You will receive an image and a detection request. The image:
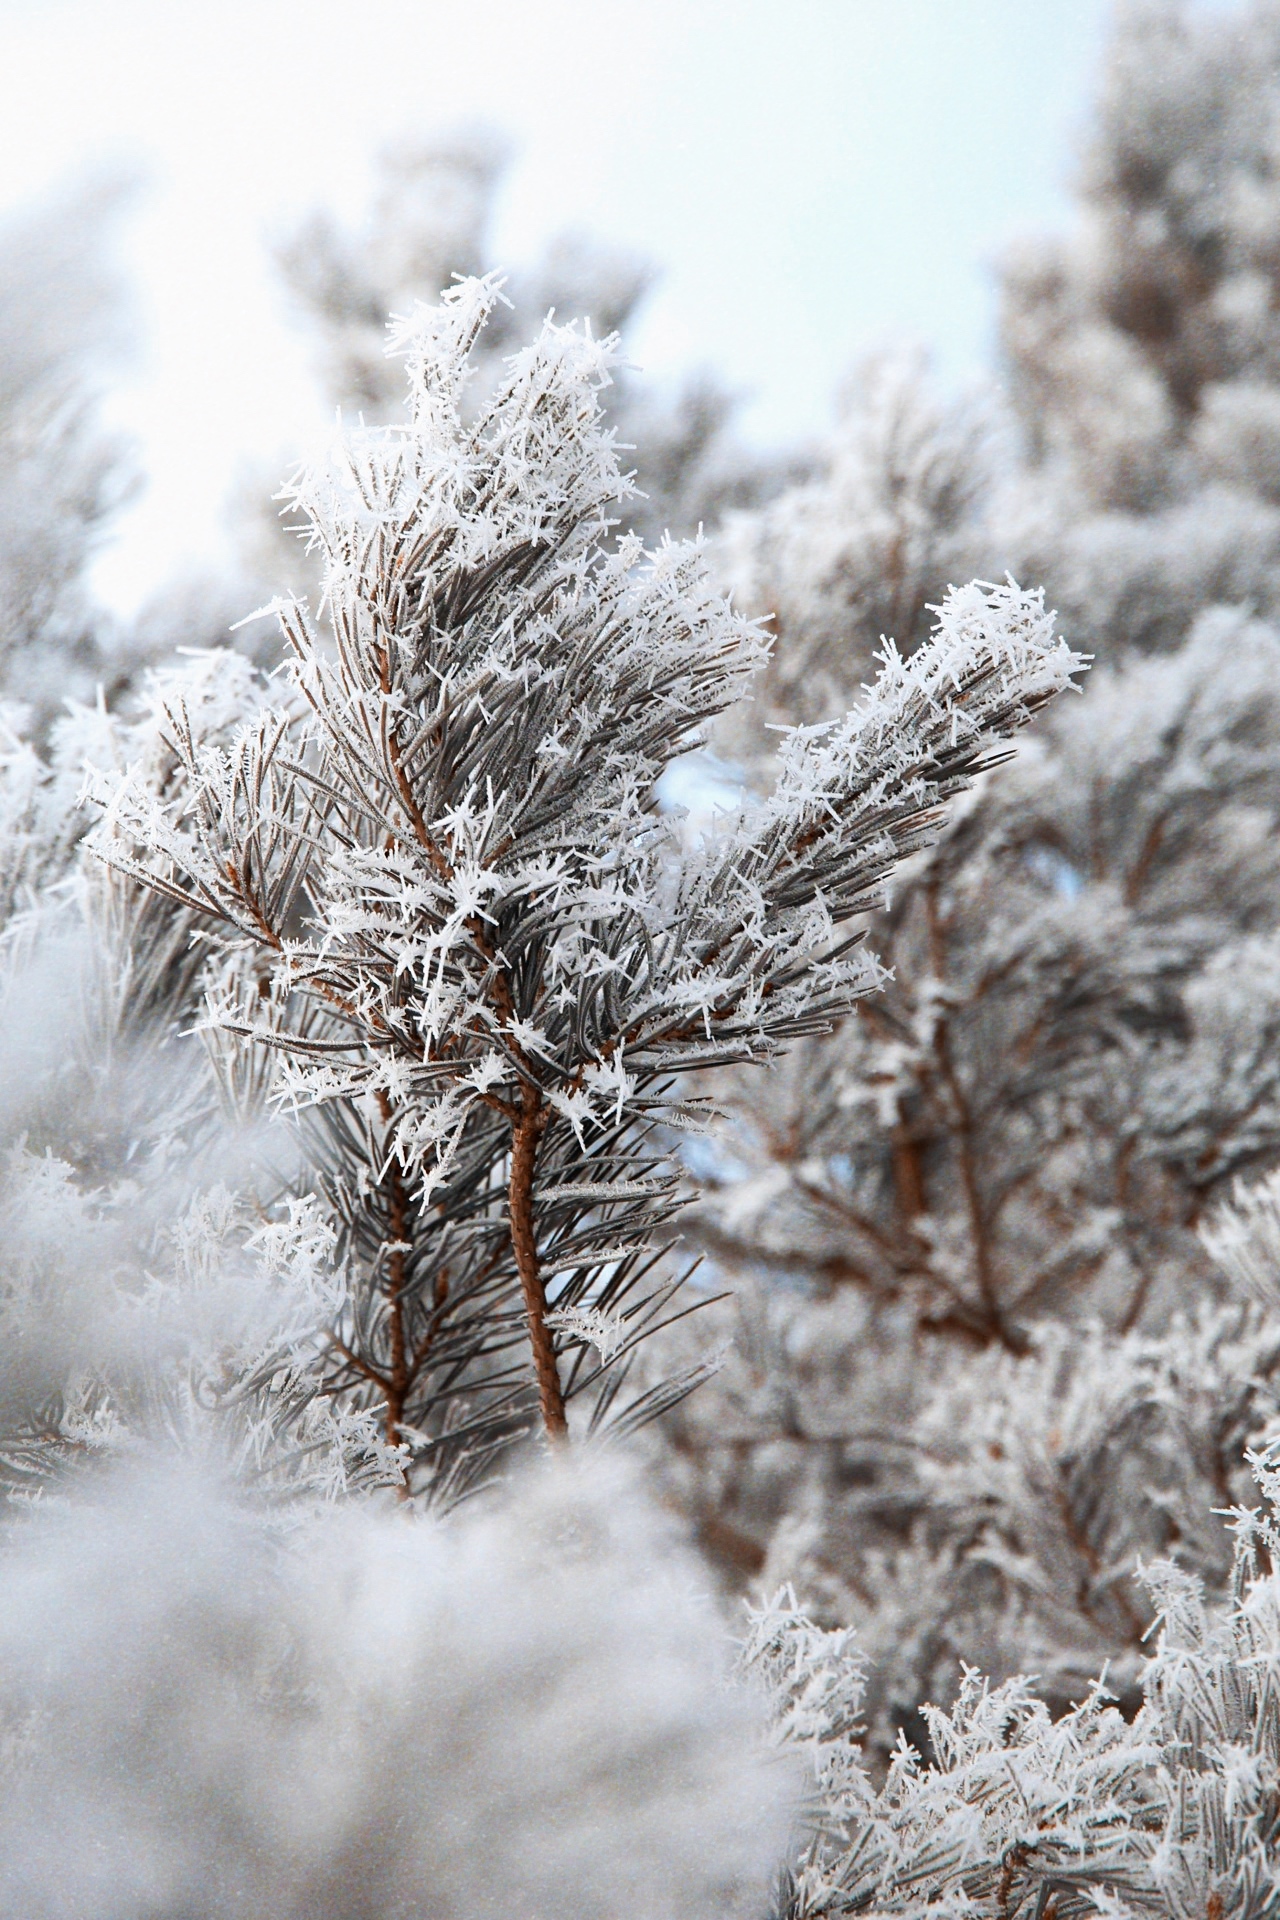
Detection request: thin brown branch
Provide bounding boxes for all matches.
[1122,811,1167,907]
[509,1086,567,1441]
[923,882,1012,1345]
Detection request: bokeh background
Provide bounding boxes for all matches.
[0,0,1111,612]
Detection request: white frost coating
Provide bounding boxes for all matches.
[0,1452,794,1920]
[88,279,1081,1174]
[667,594,1280,1741]
[546,1300,631,1361]
[744,1443,1280,1919]
[1202,1165,1280,1316]
[82,276,1082,1475]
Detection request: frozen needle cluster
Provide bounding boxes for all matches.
[89,275,1081,1480]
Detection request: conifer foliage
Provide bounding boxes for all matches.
[652,0,1280,1763]
[92,276,1081,1488]
[8,4,1280,1909]
[264,131,792,559]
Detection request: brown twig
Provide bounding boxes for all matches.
[509,1085,567,1441]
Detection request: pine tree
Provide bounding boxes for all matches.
[88,276,1081,1495]
[0,274,1100,1912]
[5,7,1280,1904]
[651,0,1280,1753]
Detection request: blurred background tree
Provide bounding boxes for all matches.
[646,0,1280,1762]
[0,175,141,733]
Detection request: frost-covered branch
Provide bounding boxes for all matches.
[89,278,1082,1470]
[745,1421,1280,1920]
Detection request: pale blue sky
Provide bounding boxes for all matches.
[0,0,1115,611]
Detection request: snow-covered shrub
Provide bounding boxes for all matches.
[0,1451,791,1920]
[692,608,1280,1349]
[655,597,1280,1738]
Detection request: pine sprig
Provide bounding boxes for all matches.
[88,279,1083,1480]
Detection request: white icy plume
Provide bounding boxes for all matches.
[0,687,373,1496]
[0,1450,794,1920]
